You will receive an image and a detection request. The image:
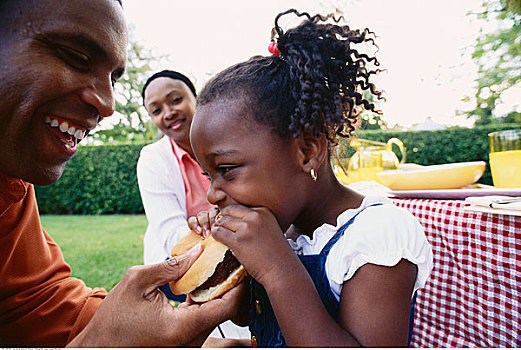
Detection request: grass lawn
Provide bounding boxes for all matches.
[41,214,147,291]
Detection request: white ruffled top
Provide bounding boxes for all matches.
[287,196,433,301]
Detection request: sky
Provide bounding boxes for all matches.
[122,0,489,128]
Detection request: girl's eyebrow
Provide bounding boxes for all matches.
[207,149,238,161]
[211,149,237,156]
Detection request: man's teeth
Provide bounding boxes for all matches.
[45,117,85,139]
[74,129,84,139]
[59,121,69,132]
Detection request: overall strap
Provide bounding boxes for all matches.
[320,203,383,257]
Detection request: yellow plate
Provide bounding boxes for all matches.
[376,161,486,190]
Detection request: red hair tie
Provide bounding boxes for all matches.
[268,42,281,56]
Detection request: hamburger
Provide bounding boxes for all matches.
[169,230,247,303]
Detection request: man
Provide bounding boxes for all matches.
[0,0,241,347]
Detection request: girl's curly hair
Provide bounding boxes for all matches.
[197,9,384,142]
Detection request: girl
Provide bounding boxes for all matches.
[190,9,433,347]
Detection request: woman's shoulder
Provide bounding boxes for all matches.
[139,137,175,162]
[140,136,170,154]
[137,137,181,173]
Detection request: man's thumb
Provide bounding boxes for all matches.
[159,243,202,284]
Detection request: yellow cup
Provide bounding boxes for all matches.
[488,129,521,188]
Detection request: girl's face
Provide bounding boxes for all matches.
[191,98,307,230]
[144,77,196,149]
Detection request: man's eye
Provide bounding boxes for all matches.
[111,76,118,88]
[56,45,89,71]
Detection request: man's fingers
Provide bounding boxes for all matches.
[130,243,202,294]
[165,243,202,280]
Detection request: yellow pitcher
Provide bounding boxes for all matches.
[337,138,406,184]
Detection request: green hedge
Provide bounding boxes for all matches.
[35,124,520,214]
[35,144,145,214]
[339,124,521,186]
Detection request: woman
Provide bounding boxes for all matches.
[137,70,249,340]
[137,70,213,266]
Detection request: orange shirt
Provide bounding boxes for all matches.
[0,173,106,347]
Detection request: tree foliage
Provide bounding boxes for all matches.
[357,90,388,130]
[465,0,521,125]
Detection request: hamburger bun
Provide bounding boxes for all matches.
[169,230,247,303]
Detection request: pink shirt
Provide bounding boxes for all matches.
[169,139,213,218]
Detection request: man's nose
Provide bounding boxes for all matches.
[80,76,115,118]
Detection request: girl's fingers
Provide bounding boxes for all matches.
[217,204,253,219]
[190,209,217,237]
[196,211,211,237]
[187,216,203,234]
[208,207,220,222]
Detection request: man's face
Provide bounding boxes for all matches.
[0,0,128,185]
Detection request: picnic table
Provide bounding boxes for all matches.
[391,197,521,347]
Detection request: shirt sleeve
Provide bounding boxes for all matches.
[0,184,108,347]
[326,203,433,298]
[137,141,190,264]
[67,287,106,343]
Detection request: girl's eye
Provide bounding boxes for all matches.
[56,45,89,71]
[171,97,183,105]
[217,166,237,179]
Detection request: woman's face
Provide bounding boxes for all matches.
[191,97,307,230]
[144,77,196,149]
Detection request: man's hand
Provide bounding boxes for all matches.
[67,244,243,347]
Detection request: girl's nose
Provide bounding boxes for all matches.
[206,181,226,206]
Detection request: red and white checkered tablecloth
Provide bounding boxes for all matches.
[391,198,521,347]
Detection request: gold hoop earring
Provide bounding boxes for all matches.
[310,169,317,182]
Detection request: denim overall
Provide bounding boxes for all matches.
[248,203,416,347]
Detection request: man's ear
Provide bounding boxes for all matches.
[296,131,328,174]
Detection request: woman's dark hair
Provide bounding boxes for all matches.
[142,70,197,101]
[197,9,384,142]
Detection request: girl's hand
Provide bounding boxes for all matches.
[210,204,299,288]
[188,207,219,238]
[230,277,251,327]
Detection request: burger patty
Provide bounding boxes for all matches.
[197,250,241,290]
